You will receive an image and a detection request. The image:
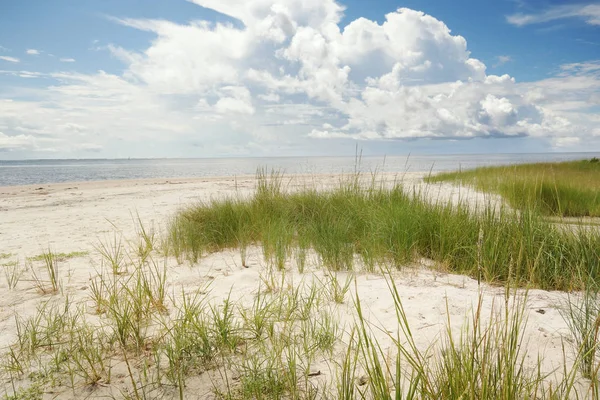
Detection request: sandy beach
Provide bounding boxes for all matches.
[0,173,580,398]
[0,172,506,255]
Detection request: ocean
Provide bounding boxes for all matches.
[0,153,597,186]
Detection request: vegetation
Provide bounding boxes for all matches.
[1,253,595,399]
[168,169,600,291]
[26,251,88,262]
[425,159,600,217]
[560,281,600,380]
[353,278,582,399]
[1,248,344,399]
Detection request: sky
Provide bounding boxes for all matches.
[0,0,599,159]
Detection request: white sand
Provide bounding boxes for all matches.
[0,173,580,398]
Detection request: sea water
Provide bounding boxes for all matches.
[0,153,597,186]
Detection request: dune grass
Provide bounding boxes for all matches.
[425,158,600,217]
[2,246,593,399]
[1,249,344,399]
[168,170,600,291]
[354,275,588,400]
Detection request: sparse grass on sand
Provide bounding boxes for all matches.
[425,158,600,217]
[2,170,600,399]
[26,251,89,263]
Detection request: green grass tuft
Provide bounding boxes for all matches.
[169,170,600,291]
[426,159,600,217]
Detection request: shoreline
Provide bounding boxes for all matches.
[0,172,430,257]
[2,152,597,189]
[0,171,421,196]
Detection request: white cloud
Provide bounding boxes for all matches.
[0,132,37,151]
[0,70,43,79]
[26,49,40,55]
[59,58,76,63]
[507,4,600,26]
[74,143,103,152]
[0,1,599,157]
[214,86,256,114]
[0,56,20,63]
[479,94,519,128]
[308,128,353,139]
[553,136,581,148]
[109,18,250,93]
[559,60,600,76]
[494,55,512,67]
[258,92,280,102]
[189,0,344,33]
[18,72,41,79]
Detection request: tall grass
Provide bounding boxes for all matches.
[561,281,600,379]
[3,261,24,290]
[353,275,580,399]
[168,170,600,291]
[426,159,600,217]
[31,250,61,294]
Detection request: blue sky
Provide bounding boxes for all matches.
[1,0,599,158]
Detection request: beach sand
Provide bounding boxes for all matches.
[0,173,576,398]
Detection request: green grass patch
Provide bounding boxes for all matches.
[426,159,600,217]
[0,253,14,260]
[168,170,600,291]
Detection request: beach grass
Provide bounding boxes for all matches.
[425,159,600,217]
[3,256,591,399]
[3,262,24,290]
[168,169,600,291]
[31,250,61,294]
[354,276,584,399]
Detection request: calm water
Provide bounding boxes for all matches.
[0,153,597,186]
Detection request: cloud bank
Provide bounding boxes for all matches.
[1,0,599,156]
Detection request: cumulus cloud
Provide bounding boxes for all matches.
[507,4,600,26]
[214,86,256,114]
[26,49,40,55]
[109,18,251,93]
[0,56,20,63]
[0,0,598,156]
[103,5,591,143]
[59,58,76,63]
